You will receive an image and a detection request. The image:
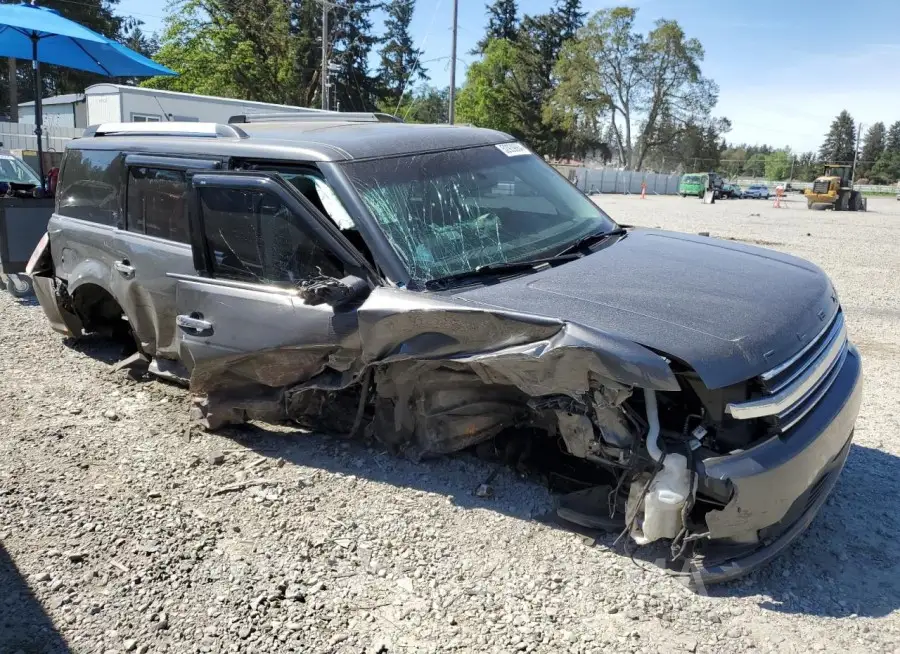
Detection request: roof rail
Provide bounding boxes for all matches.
[228,111,403,124]
[83,122,248,139]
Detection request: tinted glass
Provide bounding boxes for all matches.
[341,145,616,283]
[126,167,189,242]
[57,149,122,225]
[199,187,341,285]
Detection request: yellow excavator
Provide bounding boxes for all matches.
[804,164,867,211]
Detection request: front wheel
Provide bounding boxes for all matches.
[2,273,33,298]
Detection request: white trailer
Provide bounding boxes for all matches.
[84,84,322,125]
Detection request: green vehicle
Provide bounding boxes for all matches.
[679,173,708,198]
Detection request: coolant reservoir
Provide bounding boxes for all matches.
[629,453,691,544]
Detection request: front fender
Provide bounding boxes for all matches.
[358,287,679,396]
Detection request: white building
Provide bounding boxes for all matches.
[18,93,87,129]
[82,84,320,124]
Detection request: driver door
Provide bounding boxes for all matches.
[172,172,364,392]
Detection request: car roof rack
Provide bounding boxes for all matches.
[227,111,403,124]
[83,122,248,139]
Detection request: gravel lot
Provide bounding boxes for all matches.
[1,193,899,654]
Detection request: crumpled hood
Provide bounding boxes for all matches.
[451,229,840,389]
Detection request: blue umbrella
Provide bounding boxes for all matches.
[0,1,177,191]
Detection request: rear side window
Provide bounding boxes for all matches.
[126,167,189,242]
[57,149,122,225]
[198,187,342,285]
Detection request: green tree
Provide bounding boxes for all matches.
[858,121,885,178]
[764,149,792,180]
[743,153,767,178]
[720,147,747,178]
[557,8,717,170]
[456,38,541,140]
[793,151,819,182]
[818,110,856,163]
[330,0,381,111]
[473,0,519,54]
[885,121,900,153]
[145,0,297,104]
[870,153,900,184]
[553,0,587,41]
[385,85,449,123]
[378,0,428,108]
[290,0,325,108]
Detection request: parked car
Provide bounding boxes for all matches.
[744,184,770,199]
[0,151,42,196]
[722,183,742,198]
[26,116,862,585]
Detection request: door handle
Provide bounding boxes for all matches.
[176,314,214,334]
[114,260,135,279]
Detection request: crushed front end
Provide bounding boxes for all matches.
[549,309,863,585]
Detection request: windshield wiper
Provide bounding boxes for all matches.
[424,254,581,290]
[555,226,627,257]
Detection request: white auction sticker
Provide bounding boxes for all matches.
[495,142,531,157]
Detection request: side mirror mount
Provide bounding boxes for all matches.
[298,274,371,309]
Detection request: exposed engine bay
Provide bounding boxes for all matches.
[182,302,777,579]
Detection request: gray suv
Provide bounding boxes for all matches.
[28,115,862,584]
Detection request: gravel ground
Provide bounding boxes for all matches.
[1,193,899,654]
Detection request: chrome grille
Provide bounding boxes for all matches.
[726,312,848,430]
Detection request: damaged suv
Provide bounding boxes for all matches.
[28,115,862,584]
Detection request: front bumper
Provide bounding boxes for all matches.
[689,343,862,584]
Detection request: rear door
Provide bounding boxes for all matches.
[111,155,221,358]
[173,172,368,393]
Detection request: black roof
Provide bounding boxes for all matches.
[70,121,515,162]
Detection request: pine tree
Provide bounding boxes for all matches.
[473,0,519,54]
[330,0,381,111]
[858,121,885,178]
[290,0,324,108]
[378,0,428,108]
[818,110,856,164]
[886,121,900,153]
[553,0,587,41]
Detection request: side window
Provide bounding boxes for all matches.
[57,149,122,225]
[126,167,189,242]
[198,187,342,286]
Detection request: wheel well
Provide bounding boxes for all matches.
[71,284,129,337]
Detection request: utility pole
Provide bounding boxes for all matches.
[321,2,329,111]
[850,122,862,185]
[448,0,458,124]
[789,155,795,184]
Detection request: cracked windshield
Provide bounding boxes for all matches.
[342,144,616,283]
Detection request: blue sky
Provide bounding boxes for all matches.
[118,0,900,152]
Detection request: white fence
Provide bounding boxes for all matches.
[555,166,900,196]
[0,121,80,153]
[554,164,682,195]
[735,178,897,194]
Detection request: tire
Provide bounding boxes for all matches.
[838,192,850,211]
[2,273,33,298]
